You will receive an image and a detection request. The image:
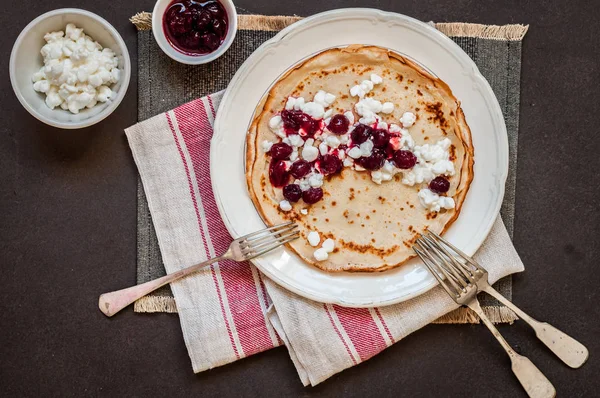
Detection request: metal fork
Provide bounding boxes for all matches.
[418,231,589,368]
[414,232,557,398]
[99,222,299,317]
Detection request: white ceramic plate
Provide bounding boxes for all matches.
[211,8,508,307]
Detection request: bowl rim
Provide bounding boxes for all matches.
[152,0,238,65]
[9,8,131,129]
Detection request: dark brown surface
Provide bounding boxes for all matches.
[1,1,598,397]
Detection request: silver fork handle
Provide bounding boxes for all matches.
[467,299,556,398]
[98,254,228,317]
[482,285,589,369]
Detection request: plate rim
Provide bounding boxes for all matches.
[211,8,508,307]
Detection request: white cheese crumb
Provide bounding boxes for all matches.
[389,123,402,134]
[288,134,304,147]
[432,159,455,175]
[418,188,455,212]
[308,173,324,188]
[344,111,355,124]
[370,73,383,84]
[313,90,327,107]
[319,142,328,156]
[359,139,374,157]
[381,102,394,114]
[325,93,336,105]
[302,146,319,162]
[347,147,362,159]
[261,140,273,152]
[350,85,364,98]
[325,135,341,148]
[269,115,282,130]
[400,111,417,128]
[279,200,292,212]
[322,238,335,253]
[295,178,311,191]
[301,102,325,119]
[290,150,299,162]
[300,208,308,215]
[350,79,375,98]
[305,138,315,147]
[314,248,329,261]
[399,129,415,150]
[324,108,333,119]
[382,160,396,175]
[287,96,305,110]
[307,231,321,247]
[343,157,354,167]
[376,121,388,130]
[371,170,383,185]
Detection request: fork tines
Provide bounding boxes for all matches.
[413,231,481,300]
[238,222,300,259]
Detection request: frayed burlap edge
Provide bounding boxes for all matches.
[130,12,152,30]
[433,306,518,324]
[134,295,517,324]
[130,12,527,41]
[134,296,178,313]
[435,23,528,41]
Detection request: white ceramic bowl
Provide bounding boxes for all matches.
[152,0,237,65]
[9,8,131,129]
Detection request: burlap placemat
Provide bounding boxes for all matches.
[130,12,527,323]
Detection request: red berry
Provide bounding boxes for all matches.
[319,154,342,175]
[283,184,302,202]
[351,124,372,145]
[205,2,225,18]
[358,150,385,170]
[371,129,389,148]
[302,187,323,204]
[393,150,417,169]
[269,142,293,160]
[269,160,289,187]
[194,10,212,31]
[328,114,350,135]
[200,32,220,51]
[429,176,450,193]
[280,110,320,137]
[168,13,193,36]
[289,160,311,179]
[211,18,227,38]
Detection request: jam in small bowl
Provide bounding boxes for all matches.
[152,0,237,64]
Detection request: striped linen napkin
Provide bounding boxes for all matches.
[125,91,524,386]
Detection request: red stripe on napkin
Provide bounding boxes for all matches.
[166,111,241,359]
[332,306,388,361]
[324,304,358,365]
[173,99,276,357]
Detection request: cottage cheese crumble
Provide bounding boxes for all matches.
[32,24,122,114]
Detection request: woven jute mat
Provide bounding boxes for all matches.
[130,12,528,324]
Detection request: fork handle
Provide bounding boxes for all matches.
[98,255,226,317]
[482,285,589,369]
[467,299,556,398]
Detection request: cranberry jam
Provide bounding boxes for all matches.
[163,0,228,55]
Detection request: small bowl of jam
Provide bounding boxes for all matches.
[152,0,237,64]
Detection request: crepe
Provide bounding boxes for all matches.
[246,45,474,272]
